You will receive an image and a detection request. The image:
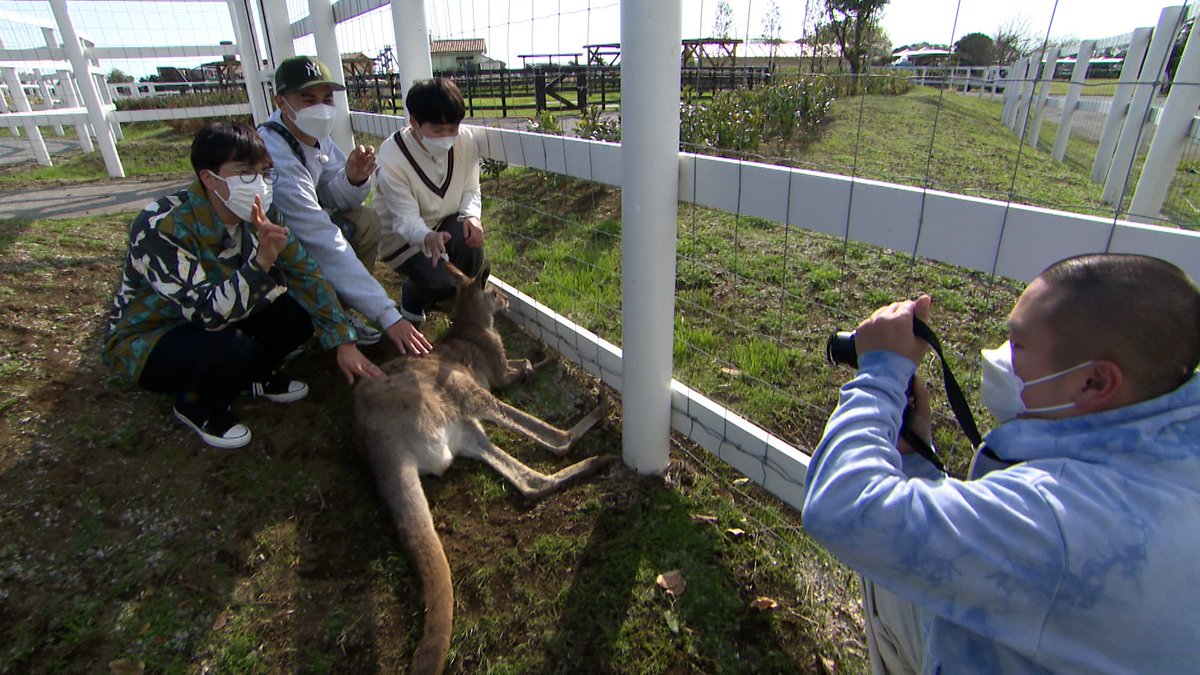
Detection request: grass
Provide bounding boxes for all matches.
[0,210,867,672]
[486,168,1022,474]
[1047,78,1119,97]
[0,122,193,187]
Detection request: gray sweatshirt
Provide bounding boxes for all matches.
[260,110,402,331]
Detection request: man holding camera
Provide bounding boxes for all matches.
[803,253,1200,672]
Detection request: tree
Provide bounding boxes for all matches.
[761,0,783,68]
[713,0,734,39]
[106,68,133,84]
[954,32,995,66]
[824,0,890,80]
[993,15,1036,66]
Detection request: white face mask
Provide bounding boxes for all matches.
[422,134,457,155]
[285,99,337,139]
[210,172,272,223]
[980,340,1091,423]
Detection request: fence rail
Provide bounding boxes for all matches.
[352,109,1200,511]
[346,65,771,118]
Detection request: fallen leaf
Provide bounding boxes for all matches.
[211,610,228,631]
[720,367,742,376]
[732,477,750,486]
[655,570,687,597]
[664,609,681,634]
[137,622,150,636]
[108,658,145,675]
[750,596,779,611]
[691,514,718,524]
[725,528,746,538]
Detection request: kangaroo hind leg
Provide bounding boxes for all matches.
[485,391,608,457]
[459,421,614,499]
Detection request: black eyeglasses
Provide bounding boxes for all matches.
[232,168,278,185]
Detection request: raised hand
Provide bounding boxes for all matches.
[423,230,452,267]
[853,295,933,367]
[251,195,289,271]
[346,144,377,186]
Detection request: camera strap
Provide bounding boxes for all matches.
[908,319,984,470]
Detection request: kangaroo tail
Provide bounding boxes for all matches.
[376,458,453,675]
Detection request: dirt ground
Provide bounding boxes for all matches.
[0,202,866,672]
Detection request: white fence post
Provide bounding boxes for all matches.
[0,66,51,165]
[307,0,353,150]
[227,0,270,125]
[1103,5,1185,206]
[1028,47,1059,148]
[619,0,681,475]
[390,0,433,106]
[0,36,19,138]
[48,0,123,177]
[33,69,65,136]
[1013,56,1039,134]
[1092,27,1152,183]
[1053,40,1094,161]
[1005,57,1031,131]
[93,71,123,141]
[260,0,295,65]
[1000,58,1022,129]
[55,68,93,153]
[1129,16,1200,223]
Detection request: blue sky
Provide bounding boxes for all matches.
[0,0,1191,78]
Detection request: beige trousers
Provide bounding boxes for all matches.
[333,205,382,272]
[861,576,927,674]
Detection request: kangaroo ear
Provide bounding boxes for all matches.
[475,260,491,288]
[443,261,468,286]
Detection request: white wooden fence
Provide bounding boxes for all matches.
[354,110,1200,510]
[1000,3,1200,225]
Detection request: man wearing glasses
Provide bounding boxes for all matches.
[104,121,384,449]
[259,56,432,357]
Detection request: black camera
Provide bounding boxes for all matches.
[822,317,984,475]
[825,330,859,369]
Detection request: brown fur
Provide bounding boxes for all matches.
[353,262,613,675]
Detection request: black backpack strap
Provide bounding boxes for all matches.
[259,120,307,167]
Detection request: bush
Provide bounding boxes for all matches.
[679,77,836,153]
[575,106,621,143]
[525,110,563,136]
[115,89,251,136]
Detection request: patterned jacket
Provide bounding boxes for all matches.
[803,350,1200,673]
[104,180,356,382]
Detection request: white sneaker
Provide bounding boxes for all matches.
[249,376,309,403]
[349,314,382,346]
[173,407,252,449]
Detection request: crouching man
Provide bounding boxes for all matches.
[104,121,383,449]
[259,55,431,355]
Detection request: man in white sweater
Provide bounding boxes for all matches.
[374,78,485,325]
[260,56,432,355]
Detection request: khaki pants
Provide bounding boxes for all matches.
[861,576,926,674]
[332,206,381,272]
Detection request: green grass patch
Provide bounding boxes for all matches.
[0,122,193,188]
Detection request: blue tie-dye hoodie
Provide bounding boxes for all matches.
[803,350,1200,673]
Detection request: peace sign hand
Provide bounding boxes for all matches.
[251,196,289,271]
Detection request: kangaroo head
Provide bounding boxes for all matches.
[444,261,508,322]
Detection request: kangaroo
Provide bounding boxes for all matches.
[353,261,613,675]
